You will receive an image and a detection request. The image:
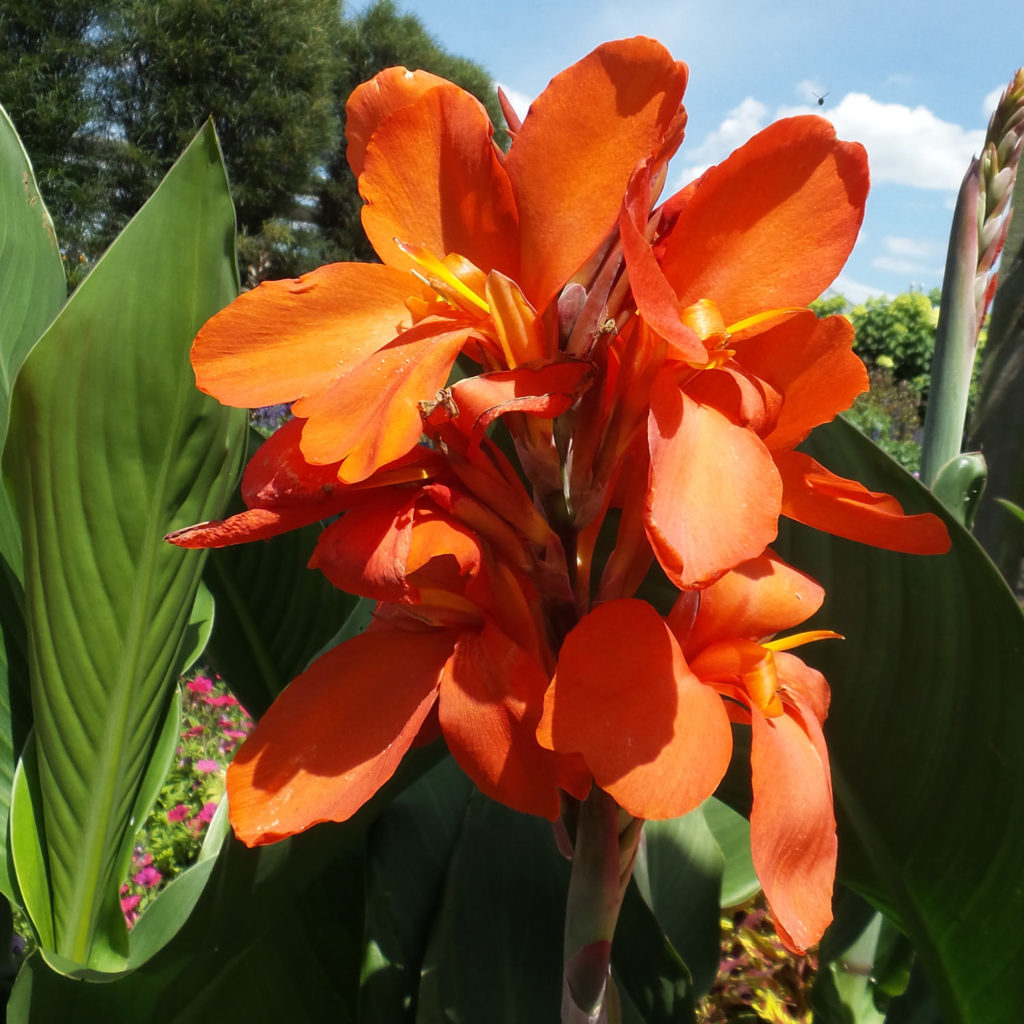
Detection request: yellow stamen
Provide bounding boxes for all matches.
[764,629,843,652]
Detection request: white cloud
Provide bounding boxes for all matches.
[673,96,768,187]
[832,274,889,304]
[871,236,946,278]
[820,94,983,190]
[494,81,532,125]
[674,92,981,193]
[983,85,1003,120]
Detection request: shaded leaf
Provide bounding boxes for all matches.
[416,793,567,1022]
[359,757,473,1022]
[634,811,723,996]
[776,417,1024,1023]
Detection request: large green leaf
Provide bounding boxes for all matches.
[776,417,1024,1023]
[359,756,473,1023]
[633,811,722,996]
[7,745,446,1022]
[415,792,568,1022]
[0,104,66,910]
[0,104,67,583]
[2,121,246,971]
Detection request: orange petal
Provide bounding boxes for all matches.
[673,550,824,654]
[191,263,415,408]
[777,450,951,554]
[359,86,519,277]
[619,162,707,364]
[293,323,470,482]
[749,699,836,954]
[658,117,869,324]
[537,599,732,820]
[443,361,592,441]
[734,311,868,453]
[646,374,781,587]
[440,622,565,819]
[165,506,333,549]
[505,37,688,311]
[226,628,457,845]
[346,66,453,179]
[310,491,416,602]
[690,639,784,717]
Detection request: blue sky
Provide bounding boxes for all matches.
[353,0,1022,303]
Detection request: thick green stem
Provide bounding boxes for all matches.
[561,788,643,1023]
[920,161,980,486]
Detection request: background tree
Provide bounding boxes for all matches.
[97,0,339,274]
[0,0,505,282]
[0,0,114,269]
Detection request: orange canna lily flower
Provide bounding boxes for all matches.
[537,551,838,953]
[189,36,689,484]
[166,40,956,978]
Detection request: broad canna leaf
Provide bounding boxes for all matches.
[6,745,446,1022]
[0,103,66,908]
[0,104,66,584]
[2,121,246,972]
[359,756,474,1023]
[776,416,1024,1024]
[632,811,723,997]
[415,790,568,1022]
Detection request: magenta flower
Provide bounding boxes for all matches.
[204,694,238,708]
[121,894,141,914]
[167,803,190,823]
[196,758,219,773]
[198,801,219,824]
[133,865,162,889]
[187,676,214,694]
[183,724,205,739]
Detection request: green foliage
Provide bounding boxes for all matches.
[849,291,939,391]
[97,0,338,258]
[1,115,245,973]
[842,367,923,473]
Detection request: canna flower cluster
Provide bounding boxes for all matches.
[168,37,948,954]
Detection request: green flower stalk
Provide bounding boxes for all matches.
[920,68,1024,486]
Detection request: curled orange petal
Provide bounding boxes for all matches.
[646,374,781,587]
[777,450,951,554]
[359,85,519,278]
[506,37,688,311]
[749,698,836,954]
[441,622,565,819]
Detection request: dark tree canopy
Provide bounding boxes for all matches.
[0,0,504,281]
[0,1,113,261]
[100,0,338,241]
